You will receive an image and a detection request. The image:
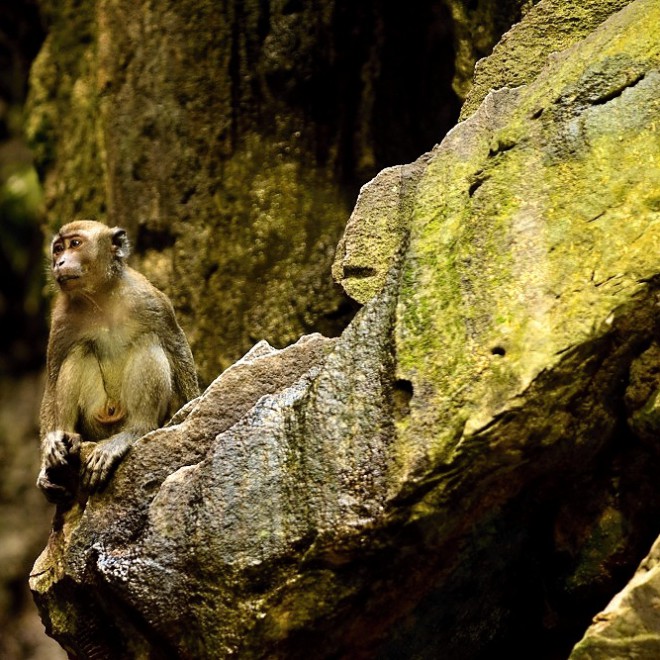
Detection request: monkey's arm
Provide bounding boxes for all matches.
[37,338,84,502]
[81,336,174,492]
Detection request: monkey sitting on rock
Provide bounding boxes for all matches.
[37,220,199,503]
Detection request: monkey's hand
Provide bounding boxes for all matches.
[37,431,82,503]
[82,434,133,492]
[42,430,81,467]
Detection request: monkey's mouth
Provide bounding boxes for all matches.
[56,274,81,284]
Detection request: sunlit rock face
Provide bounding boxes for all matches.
[32,0,660,657]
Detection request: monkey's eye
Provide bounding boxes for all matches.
[69,238,82,248]
[52,243,64,255]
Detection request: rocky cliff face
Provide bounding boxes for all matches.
[30,0,660,657]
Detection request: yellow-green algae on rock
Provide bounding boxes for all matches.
[332,159,429,304]
[394,0,660,480]
[459,0,633,120]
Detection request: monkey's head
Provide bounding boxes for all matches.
[51,220,130,294]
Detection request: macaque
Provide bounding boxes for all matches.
[37,220,199,502]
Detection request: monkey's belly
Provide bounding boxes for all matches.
[61,348,129,441]
[57,332,174,442]
[78,394,127,441]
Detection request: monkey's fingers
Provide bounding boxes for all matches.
[46,448,66,466]
[45,430,81,466]
[45,438,69,466]
[81,452,100,490]
[81,463,98,492]
[64,432,82,454]
[83,450,118,492]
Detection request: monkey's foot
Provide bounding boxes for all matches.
[82,435,132,492]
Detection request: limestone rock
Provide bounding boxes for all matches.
[332,158,429,304]
[31,0,660,657]
[459,0,633,120]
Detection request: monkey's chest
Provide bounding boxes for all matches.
[91,329,133,389]
[76,333,134,438]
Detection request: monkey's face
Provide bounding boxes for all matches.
[51,220,129,295]
[51,231,97,292]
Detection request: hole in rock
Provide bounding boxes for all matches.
[393,379,414,420]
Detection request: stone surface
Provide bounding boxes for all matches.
[459,0,633,120]
[332,158,429,304]
[571,536,660,658]
[31,0,660,657]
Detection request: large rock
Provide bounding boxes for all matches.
[32,0,660,657]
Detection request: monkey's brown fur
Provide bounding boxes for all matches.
[37,220,199,502]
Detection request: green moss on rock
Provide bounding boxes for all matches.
[459,0,633,120]
[395,0,660,473]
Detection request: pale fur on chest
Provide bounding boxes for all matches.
[57,299,156,440]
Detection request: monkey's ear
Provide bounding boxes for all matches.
[111,228,131,260]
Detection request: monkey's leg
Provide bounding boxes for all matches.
[82,338,173,492]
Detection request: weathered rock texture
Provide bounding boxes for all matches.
[31,0,660,657]
[459,0,634,119]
